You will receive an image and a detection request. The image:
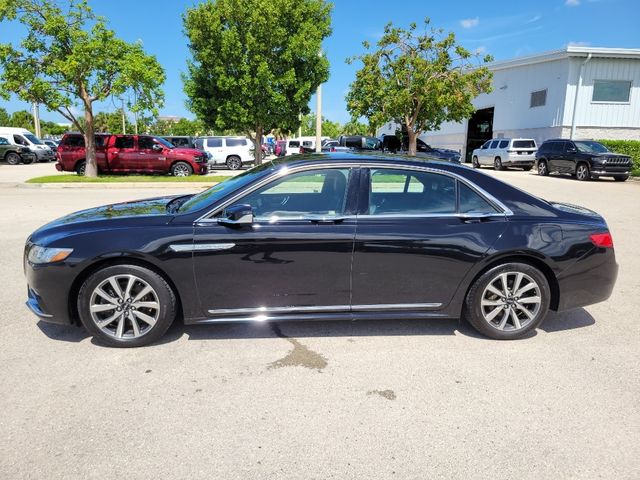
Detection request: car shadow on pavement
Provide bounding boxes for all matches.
[35,307,595,345]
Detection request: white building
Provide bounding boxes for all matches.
[376,46,640,162]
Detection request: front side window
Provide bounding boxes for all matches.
[489,140,499,149]
[481,141,491,149]
[138,136,155,150]
[592,80,631,103]
[229,168,351,220]
[206,138,222,148]
[13,135,29,146]
[368,169,456,215]
[226,138,246,147]
[574,141,609,154]
[530,89,547,108]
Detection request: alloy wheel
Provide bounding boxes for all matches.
[538,162,547,176]
[480,271,542,332]
[173,163,190,177]
[576,164,589,181]
[227,157,241,170]
[88,274,160,339]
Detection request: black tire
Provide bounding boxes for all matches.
[537,160,549,176]
[614,175,629,182]
[77,264,177,348]
[472,156,480,168]
[226,155,242,170]
[75,160,86,176]
[5,152,20,165]
[171,161,193,177]
[522,166,532,171]
[22,156,34,165]
[463,262,551,340]
[494,157,504,171]
[575,162,590,181]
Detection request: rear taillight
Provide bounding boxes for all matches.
[590,232,613,248]
[330,147,336,152]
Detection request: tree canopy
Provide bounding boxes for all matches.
[346,18,493,154]
[0,0,165,176]
[300,112,341,138]
[183,0,332,163]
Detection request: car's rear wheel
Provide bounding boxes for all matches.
[576,163,590,181]
[77,264,177,347]
[614,175,629,182]
[537,160,548,176]
[464,262,550,340]
[171,161,192,177]
[472,156,480,168]
[494,157,503,171]
[226,155,242,170]
[75,160,86,175]
[5,152,20,165]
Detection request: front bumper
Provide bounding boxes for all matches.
[55,162,63,171]
[590,167,630,178]
[24,255,75,325]
[34,150,55,162]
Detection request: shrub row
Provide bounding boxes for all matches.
[597,139,640,176]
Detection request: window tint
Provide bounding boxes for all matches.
[530,89,547,108]
[206,138,222,148]
[550,142,564,154]
[114,136,134,149]
[512,140,536,149]
[288,141,300,148]
[14,135,29,146]
[368,169,456,215]
[0,137,8,145]
[138,136,155,150]
[498,140,509,149]
[459,183,498,214]
[95,136,106,148]
[226,138,246,147]
[302,141,313,147]
[231,168,350,220]
[62,135,84,147]
[481,141,491,149]
[564,142,577,153]
[592,80,631,102]
[489,140,499,149]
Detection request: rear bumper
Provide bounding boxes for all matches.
[505,155,535,166]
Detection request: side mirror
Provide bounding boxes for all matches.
[152,144,163,152]
[218,204,253,226]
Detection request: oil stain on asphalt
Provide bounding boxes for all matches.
[268,323,328,371]
[367,389,396,400]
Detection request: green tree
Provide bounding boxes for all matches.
[341,119,370,136]
[0,106,10,125]
[300,112,342,138]
[94,110,127,134]
[9,109,33,130]
[40,120,68,136]
[0,0,165,176]
[183,0,332,164]
[346,18,493,155]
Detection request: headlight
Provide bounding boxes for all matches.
[592,156,605,163]
[28,246,73,264]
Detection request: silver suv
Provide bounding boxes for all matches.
[472,138,537,171]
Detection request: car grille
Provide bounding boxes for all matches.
[605,157,630,165]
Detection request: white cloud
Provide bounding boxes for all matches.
[475,46,487,54]
[526,14,542,23]
[565,0,581,6]
[460,17,480,29]
[567,41,591,47]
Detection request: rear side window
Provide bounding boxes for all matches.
[95,136,107,148]
[513,140,536,149]
[226,138,246,147]
[0,137,8,145]
[114,136,134,149]
[458,183,498,214]
[61,135,84,147]
[550,142,564,154]
[498,140,509,149]
[288,141,300,148]
[206,138,222,148]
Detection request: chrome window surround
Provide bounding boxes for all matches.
[194,162,513,224]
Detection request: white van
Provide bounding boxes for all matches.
[286,136,329,154]
[0,127,55,162]
[196,136,253,170]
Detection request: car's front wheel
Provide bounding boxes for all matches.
[575,163,590,181]
[464,262,550,340]
[77,264,177,347]
[171,161,193,177]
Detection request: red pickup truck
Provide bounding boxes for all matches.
[55,133,208,176]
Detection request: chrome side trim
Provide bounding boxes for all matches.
[207,302,441,316]
[351,303,442,311]
[169,243,235,253]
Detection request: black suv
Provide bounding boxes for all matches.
[0,136,36,165]
[535,139,632,182]
[162,136,196,149]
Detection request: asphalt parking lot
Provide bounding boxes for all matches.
[1,164,639,479]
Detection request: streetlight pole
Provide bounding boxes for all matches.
[315,50,323,153]
[32,102,41,138]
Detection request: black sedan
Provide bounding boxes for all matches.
[24,153,618,347]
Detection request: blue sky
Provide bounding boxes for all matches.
[1,0,639,125]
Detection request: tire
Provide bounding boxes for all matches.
[171,161,192,177]
[5,152,20,165]
[537,160,549,176]
[472,156,480,168]
[226,155,242,170]
[522,166,532,171]
[464,262,551,340]
[77,264,177,348]
[575,162,590,181]
[614,175,629,182]
[22,156,34,165]
[494,157,504,171]
[75,160,86,176]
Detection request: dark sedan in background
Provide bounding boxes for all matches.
[24,154,618,347]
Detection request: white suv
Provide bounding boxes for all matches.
[197,136,253,170]
[472,138,537,171]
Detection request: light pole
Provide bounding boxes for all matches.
[315,51,323,153]
[32,102,41,138]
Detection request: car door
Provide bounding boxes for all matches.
[137,136,165,172]
[562,141,579,173]
[192,166,357,317]
[107,135,136,171]
[205,137,224,164]
[351,167,508,310]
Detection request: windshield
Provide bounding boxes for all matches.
[178,162,276,214]
[155,137,175,149]
[24,134,43,145]
[574,141,609,154]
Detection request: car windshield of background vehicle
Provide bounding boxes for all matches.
[574,141,609,154]
[229,168,351,221]
[24,134,43,145]
[155,137,174,149]
[179,162,276,214]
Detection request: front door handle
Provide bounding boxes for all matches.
[307,215,346,224]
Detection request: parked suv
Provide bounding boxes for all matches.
[535,139,632,182]
[162,136,196,149]
[56,133,208,176]
[472,138,537,170]
[0,136,36,165]
[196,136,253,170]
[0,127,55,162]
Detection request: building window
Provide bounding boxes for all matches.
[592,80,632,103]
[530,89,547,108]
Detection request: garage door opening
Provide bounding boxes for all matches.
[465,107,494,163]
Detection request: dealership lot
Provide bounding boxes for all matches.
[0,167,639,479]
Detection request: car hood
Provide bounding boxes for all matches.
[29,196,178,245]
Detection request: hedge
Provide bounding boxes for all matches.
[596,139,640,176]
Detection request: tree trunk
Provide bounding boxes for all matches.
[407,128,417,156]
[253,125,263,165]
[83,103,98,177]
